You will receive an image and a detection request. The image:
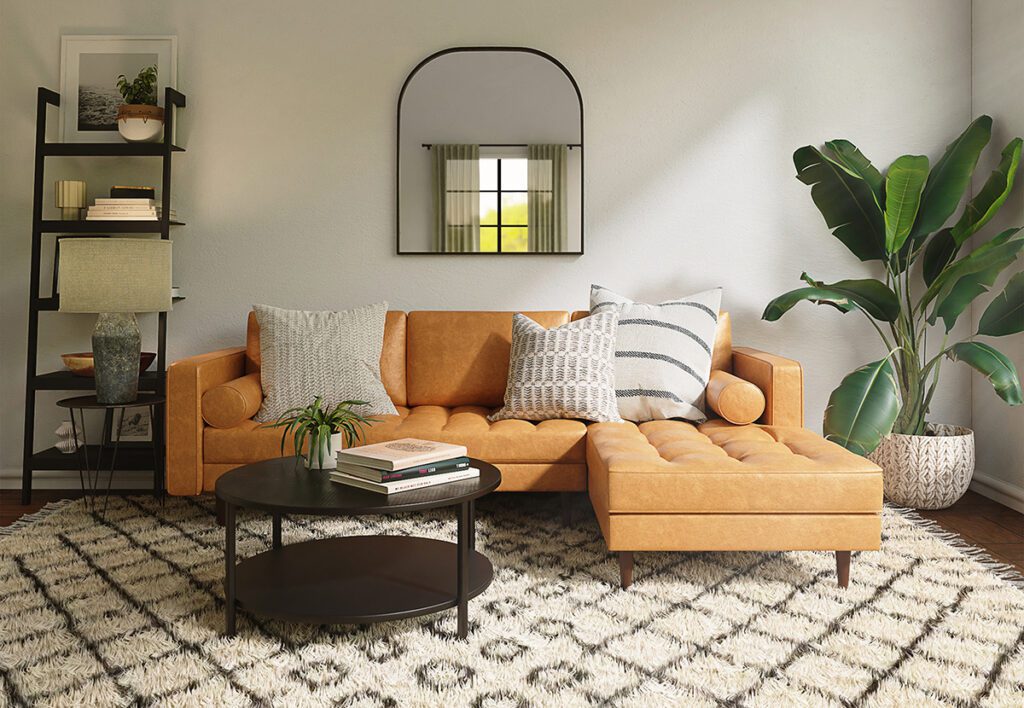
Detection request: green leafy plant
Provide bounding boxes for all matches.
[764,116,1023,455]
[115,65,158,105]
[263,396,378,469]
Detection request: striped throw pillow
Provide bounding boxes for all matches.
[590,285,722,422]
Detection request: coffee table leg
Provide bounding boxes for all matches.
[272,512,282,550]
[225,501,236,636]
[457,501,469,639]
[468,499,476,552]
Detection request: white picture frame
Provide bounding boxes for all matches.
[60,35,177,143]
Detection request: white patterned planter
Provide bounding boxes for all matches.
[867,424,974,510]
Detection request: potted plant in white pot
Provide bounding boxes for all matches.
[265,396,378,470]
[764,116,1023,509]
[115,65,163,142]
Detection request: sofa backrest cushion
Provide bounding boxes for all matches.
[246,310,408,407]
[245,308,729,411]
[406,311,570,407]
[571,310,732,372]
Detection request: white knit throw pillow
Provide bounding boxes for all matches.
[489,312,622,423]
[253,302,398,423]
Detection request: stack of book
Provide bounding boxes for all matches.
[86,198,177,221]
[329,438,477,494]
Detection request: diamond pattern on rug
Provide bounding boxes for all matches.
[1,495,1022,706]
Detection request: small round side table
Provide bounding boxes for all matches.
[56,393,166,515]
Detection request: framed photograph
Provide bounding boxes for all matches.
[103,406,153,446]
[60,35,177,142]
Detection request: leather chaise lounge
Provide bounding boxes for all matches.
[168,310,883,588]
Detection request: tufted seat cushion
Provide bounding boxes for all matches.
[204,405,588,465]
[587,418,882,514]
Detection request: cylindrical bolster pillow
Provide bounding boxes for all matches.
[706,370,766,425]
[201,373,263,428]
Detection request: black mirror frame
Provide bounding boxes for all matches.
[396,46,584,255]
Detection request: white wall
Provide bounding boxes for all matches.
[970,0,1024,511]
[0,0,975,486]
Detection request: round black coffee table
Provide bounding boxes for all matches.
[215,456,501,638]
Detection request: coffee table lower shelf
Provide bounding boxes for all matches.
[231,535,494,626]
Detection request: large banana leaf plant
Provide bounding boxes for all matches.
[764,116,1024,456]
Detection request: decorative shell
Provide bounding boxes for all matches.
[55,420,82,453]
[55,437,81,454]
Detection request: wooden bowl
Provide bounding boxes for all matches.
[62,352,157,377]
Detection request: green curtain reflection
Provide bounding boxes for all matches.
[527,144,568,253]
[432,144,480,252]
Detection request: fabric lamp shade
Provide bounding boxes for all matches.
[58,238,172,313]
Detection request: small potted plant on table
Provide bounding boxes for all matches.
[266,396,378,470]
[116,65,163,142]
[764,116,1023,509]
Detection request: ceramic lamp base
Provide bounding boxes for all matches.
[93,312,141,404]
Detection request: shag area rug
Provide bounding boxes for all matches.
[1,494,1022,707]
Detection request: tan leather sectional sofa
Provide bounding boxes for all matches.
[168,310,883,587]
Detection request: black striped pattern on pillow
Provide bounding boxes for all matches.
[591,285,722,422]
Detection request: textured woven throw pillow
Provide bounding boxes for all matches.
[253,302,398,423]
[590,285,722,423]
[489,312,622,423]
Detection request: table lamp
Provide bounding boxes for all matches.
[58,238,172,404]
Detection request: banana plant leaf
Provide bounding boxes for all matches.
[794,146,885,262]
[922,228,958,286]
[884,154,930,253]
[933,262,1008,333]
[951,138,1022,244]
[824,139,884,209]
[978,272,1024,336]
[922,227,1023,315]
[911,116,992,240]
[762,274,900,322]
[823,358,901,456]
[947,341,1023,405]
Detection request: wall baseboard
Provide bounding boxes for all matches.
[970,470,1024,514]
[0,468,154,491]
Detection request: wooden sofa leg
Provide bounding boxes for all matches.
[560,492,572,527]
[619,552,634,589]
[836,551,851,589]
[216,497,226,527]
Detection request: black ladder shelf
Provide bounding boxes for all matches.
[21,86,186,504]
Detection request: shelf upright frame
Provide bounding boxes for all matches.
[21,86,186,504]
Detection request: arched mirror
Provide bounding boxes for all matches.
[397,47,583,254]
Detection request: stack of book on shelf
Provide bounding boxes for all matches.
[329,438,477,494]
[86,198,177,221]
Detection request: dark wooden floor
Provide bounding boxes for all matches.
[918,490,1024,573]
[3,489,1022,574]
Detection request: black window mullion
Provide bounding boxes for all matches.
[496,158,502,253]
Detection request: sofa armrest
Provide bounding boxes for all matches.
[731,347,804,427]
[167,347,246,495]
